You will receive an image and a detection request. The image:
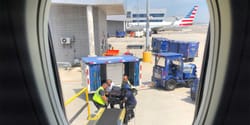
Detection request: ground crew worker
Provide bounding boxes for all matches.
[121,74,138,96]
[123,84,137,124]
[106,79,114,93]
[121,74,132,89]
[106,79,115,108]
[92,82,109,109]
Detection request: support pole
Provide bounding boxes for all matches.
[145,0,150,51]
[86,5,96,56]
[142,0,152,63]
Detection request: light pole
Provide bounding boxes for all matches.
[142,0,152,62]
[145,0,150,51]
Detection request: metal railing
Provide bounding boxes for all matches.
[64,88,91,120]
[64,87,126,123]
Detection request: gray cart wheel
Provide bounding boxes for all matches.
[165,79,177,90]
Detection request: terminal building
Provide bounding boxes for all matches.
[126,9,166,23]
[49,0,125,64]
[106,9,167,36]
[106,15,126,37]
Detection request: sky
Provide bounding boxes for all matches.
[125,0,209,23]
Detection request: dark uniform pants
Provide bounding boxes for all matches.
[124,104,136,124]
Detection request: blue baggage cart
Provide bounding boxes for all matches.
[152,37,199,62]
[151,37,157,51]
[178,41,199,62]
[159,38,169,53]
[168,40,179,53]
[151,52,198,90]
[116,31,125,38]
[151,37,169,53]
[151,37,161,52]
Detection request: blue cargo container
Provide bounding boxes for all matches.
[160,38,169,53]
[168,40,179,53]
[116,31,125,38]
[153,38,199,62]
[151,37,161,52]
[178,42,199,61]
[151,37,158,51]
[151,37,169,53]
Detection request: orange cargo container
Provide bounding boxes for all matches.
[104,50,119,56]
[130,31,135,37]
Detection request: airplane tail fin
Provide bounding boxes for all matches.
[179,5,198,26]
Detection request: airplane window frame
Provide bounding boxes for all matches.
[14,0,212,125]
[10,0,250,124]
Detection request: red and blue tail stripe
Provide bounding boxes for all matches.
[179,6,198,26]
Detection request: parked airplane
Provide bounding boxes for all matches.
[127,5,199,33]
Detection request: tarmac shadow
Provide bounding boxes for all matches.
[68,103,88,124]
[150,83,187,91]
[142,81,153,85]
[181,97,195,105]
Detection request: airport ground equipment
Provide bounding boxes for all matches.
[177,41,199,62]
[64,87,127,125]
[126,44,144,58]
[151,37,169,53]
[87,87,137,125]
[151,37,199,62]
[116,31,126,38]
[127,45,144,49]
[134,30,144,37]
[87,108,126,125]
[81,55,141,92]
[103,49,119,56]
[151,52,198,90]
[64,88,91,123]
[190,78,200,101]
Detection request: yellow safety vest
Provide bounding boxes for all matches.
[93,87,106,105]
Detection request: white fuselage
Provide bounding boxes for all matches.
[127,21,174,29]
[126,6,198,31]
